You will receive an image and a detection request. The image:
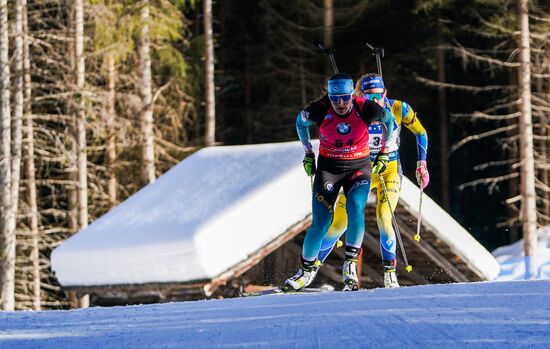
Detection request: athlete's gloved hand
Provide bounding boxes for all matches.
[373,154,389,174]
[416,160,429,189]
[303,152,316,176]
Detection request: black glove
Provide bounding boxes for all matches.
[303,152,316,176]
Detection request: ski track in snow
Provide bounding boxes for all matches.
[0,280,549,349]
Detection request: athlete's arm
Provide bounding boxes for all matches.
[401,102,428,161]
[296,113,315,152]
[295,95,329,152]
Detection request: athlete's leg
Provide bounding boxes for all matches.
[318,192,347,262]
[343,171,371,248]
[374,160,401,262]
[285,169,342,290]
[340,169,371,290]
[301,170,341,261]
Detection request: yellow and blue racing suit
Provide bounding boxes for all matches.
[317,98,428,263]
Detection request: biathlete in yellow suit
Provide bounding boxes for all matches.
[316,73,430,288]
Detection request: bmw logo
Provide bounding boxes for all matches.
[337,123,351,135]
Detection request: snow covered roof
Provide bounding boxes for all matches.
[51,141,499,288]
[52,141,312,287]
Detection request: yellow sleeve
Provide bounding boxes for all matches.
[400,101,428,161]
[403,105,426,136]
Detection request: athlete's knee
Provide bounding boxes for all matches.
[320,237,339,252]
[346,191,368,217]
[310,218,332,237]
[346,202,365,221]
[377,199,394,218]
[324,227,345,243]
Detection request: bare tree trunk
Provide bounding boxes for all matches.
[203,0,216,146]
[22,0,39,310]
[323,0,333,75]
[0,0,14,311]
[67,180,78,231]
[192,4,201,143]
[74,0,89,308]
[10,0,24,312]
[437,19,450,210]
[75,0,87,230]
[11,0,24,242]
[540,59,550,225]
[67,0,78,233]
[66,1,80,308]
[106,52,117,206]
[139,0,155,183]
[517,0,537,278]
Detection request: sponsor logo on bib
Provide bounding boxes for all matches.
[337,123,351,135]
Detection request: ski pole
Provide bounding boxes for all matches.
[365,43,384,77]
[414,188,423,242]
[317,43,339,74]
[378,174,413,272]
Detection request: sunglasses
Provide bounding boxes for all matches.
[363,92,385,101]
[329,94,352,103]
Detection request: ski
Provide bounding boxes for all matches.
[240,285,333,297]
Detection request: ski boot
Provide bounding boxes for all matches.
[383,260,400,288]
[342,246,361,291]
[283,257,321,291]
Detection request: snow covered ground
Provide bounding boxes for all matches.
[1,280,549,349]
[493,226,550,280]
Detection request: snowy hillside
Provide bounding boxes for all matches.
[1,280,549,349]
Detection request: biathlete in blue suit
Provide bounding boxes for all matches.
[284,73,396,291]
[316,73,430,288]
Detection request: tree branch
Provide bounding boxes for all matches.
[450,124,517,153]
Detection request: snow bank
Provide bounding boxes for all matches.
[493,225,550,281]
